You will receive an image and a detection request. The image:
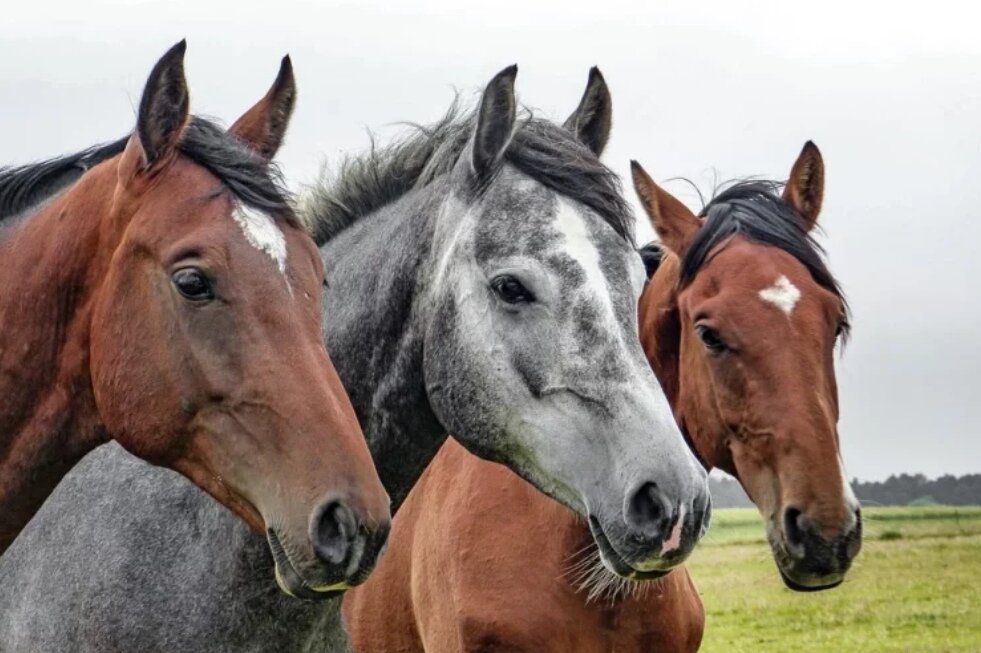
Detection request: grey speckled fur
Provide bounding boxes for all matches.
[0,443,349,653]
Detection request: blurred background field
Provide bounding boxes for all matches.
[688,507,981,652]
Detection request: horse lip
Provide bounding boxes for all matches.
[267,529,346,602]
[587,516,670,581]
[769,532,848,592]
[777,566,844,592]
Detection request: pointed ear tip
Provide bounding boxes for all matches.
[486,65,518,96]
[154,40,187,74]
[497,64,518,80]
[277,56,296,86]
[587,67,610,97]
[630,160,652,180]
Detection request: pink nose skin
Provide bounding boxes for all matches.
[660,504,686,556]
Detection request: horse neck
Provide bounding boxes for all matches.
[319,188,447,512]
[0,163,119,550]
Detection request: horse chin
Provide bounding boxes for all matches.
[587,516,671,581]
[267,529,347,601]
[768,532,847,592]
[776,565,845,592]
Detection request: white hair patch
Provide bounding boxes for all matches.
[233,204,287,275]
[759,275,801,315]
[553,198,617,327]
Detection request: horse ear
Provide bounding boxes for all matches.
[783,141,824,231]
[136,40,190,168]
[471,65,518,181]
[562,67,612,156]
[631,160,700,257]
[229,55,297,161]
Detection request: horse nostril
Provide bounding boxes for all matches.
[311,500,358,566]
[783,506,807,558]
[626,482,671,540]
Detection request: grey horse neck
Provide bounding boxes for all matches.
[318,178,448,510]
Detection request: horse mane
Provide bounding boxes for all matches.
[637,242,665,279]
[0,138,128,220]
[0,116,293,223]
[681,179,850,336]
[302,101,634,246]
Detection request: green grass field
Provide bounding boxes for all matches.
[688,506,981,652]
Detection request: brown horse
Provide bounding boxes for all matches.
[343,140,861,651]
[0,42,390,598]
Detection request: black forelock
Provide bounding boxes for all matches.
[506,118,633,242]
[680,180,849,332]
[176,117,294,219]
[302,101,634,246]
[0,115,293,223]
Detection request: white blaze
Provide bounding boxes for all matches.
[233,204,287,275]
[759,275,801,315]
[553,198,618,328]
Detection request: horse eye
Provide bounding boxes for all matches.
[172,268,214,302]
[695,324,727,353]
[491,275,535,304]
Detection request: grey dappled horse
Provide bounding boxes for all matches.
[0,67,709,651]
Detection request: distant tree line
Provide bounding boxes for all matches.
[851,474,981,507]
[708,473,981,508]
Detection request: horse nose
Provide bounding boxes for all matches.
[624,481,673,541]
[310,499,358,566]
[783,505,862,566]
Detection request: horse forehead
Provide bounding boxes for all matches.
[549,197,634,284]
[474,184,632,273]
[472,179,560,258]
[759,275,801,316]
[703,239,814,295]
[691,244,834,332]
[231,204,288,276]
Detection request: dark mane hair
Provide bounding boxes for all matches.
[679,179,849,334]
[638,241,665,279]
[302,103,633,245]
[0,138,128,220]
[0,116,292,222]
[178,117,293,218]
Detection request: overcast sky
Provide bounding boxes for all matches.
[3,1,979,481]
